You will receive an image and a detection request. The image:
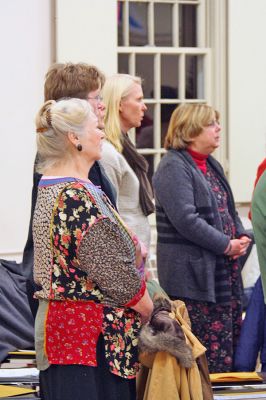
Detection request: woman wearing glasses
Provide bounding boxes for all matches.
[153,103,251,373]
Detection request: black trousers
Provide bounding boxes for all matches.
[39,334,136,400]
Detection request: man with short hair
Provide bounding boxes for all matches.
[23,62,117,316]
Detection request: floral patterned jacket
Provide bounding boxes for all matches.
[33,177,146,378]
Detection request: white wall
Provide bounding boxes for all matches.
[228,0,266,203]
[0,0,52,259]
[0,0,117,260]
[56,0,117,76]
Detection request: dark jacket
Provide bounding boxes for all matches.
[152,149,247,303]
[0,259,34,362]
[234,276,266,372]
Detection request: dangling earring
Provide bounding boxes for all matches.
[77,143,82,151]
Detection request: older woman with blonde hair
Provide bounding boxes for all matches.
[101,73,154,264]
[153,103,251,373]
[33,97,153,400]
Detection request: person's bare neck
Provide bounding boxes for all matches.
[44,158,93,180]
[120,120,131,135]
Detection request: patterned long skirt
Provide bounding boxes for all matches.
[180,295,242,373]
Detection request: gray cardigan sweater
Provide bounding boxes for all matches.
[152,149,247,303]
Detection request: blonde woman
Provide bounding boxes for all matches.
[101,74,154,257]
[153,103,251,373]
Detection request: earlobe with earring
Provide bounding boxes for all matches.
[77,143,82,151]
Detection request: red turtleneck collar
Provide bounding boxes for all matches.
[187,148,208,174]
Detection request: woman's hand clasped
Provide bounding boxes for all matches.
[225,237,252,259]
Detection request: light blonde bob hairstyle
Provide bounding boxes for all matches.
[164,103,220,150]
[103,73,142,152]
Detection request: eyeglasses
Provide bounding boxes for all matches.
[207,120,220,127]
[87,95,103,103]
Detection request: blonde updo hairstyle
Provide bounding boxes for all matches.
[164,103,220,150]
[103,73,142,152]
[35,98,93,173]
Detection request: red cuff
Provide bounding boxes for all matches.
[125,279,146,308]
